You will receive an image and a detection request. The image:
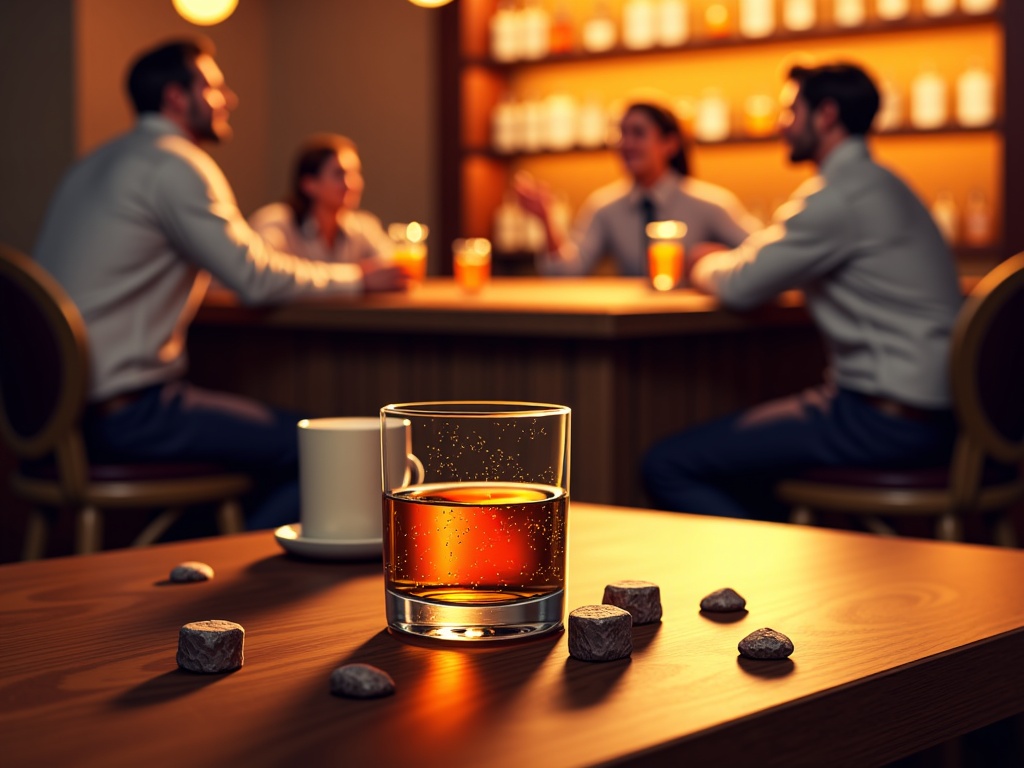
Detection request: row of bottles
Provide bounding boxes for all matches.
[489,183,996,257]
[489,62,996,153]
[930,188,995,247]
[488,0,1000,62]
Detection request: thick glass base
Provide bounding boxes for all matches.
[385,588,564,642]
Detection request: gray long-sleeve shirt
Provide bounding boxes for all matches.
[34,115,366,402]
[692,137,963,408]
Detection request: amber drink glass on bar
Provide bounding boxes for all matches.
[452,237,492,292]
[380,401,570,641]
[388,222,428,285]
[646,220,687,291]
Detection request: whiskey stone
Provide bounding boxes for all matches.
[568,605,632,662]
[330,663,396,699]
[738,628,794,660]
[176,620,244,673]
[169,561,215,583]
[700,587,747,612]
[602,580,662,625]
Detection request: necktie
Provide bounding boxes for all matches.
[640,196,656,274]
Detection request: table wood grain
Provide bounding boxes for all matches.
[2,504,1022,767]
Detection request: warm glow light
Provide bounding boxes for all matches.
[407,0,455,7]
[172,0,239,26]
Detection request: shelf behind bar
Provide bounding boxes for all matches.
[465,123,1002,159]
[463,10,1000,70]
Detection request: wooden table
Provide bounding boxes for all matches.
[191,278,824,507]
[2,504,1022,767]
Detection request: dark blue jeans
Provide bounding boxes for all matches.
[83,381,306,530]
[642,384,956,521]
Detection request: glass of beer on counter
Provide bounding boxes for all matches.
[452,237,492,293]
[388,222,429,286]
[380,401,570,642]
[646,220,687,291]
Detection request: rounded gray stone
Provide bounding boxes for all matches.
[700,587,747,612]
[568,604,633,662]
[170,561,215,583]
[602,580,662,625]
[738,627,794,660]
[330,663,396,699]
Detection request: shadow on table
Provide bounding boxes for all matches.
[112,667,235,708]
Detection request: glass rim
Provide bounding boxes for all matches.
[381,400,570,418]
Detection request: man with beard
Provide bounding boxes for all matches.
[642,62,963,521]
[33,38,407,531]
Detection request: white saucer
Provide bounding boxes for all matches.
[273,524,381,561]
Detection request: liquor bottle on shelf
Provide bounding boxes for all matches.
[577,95,609,149]
[657,0,690,47]
[694,89,731,142]
[623,0,658,50]
[875,0,910,22]
[549,1,574,54]
[739,0,776,39]
[921,0,957,17]
[963,187,993,247]
[956,62,995,128]
[582,0,617,53]
[491,95,521,154]
[704,3,732,39]
[743,94,776,137]
[490,0,522,63]
[910,66,948,130]
[782,0,816,31]
[520,0,551,60]
[543,93,579,151]
[833,0,866,27]
[960,0,998,14]
[930,190,959,245]
[874,78,903,132]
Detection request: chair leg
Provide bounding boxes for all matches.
[790,505,816,526]
[936,513,962,542]
[75,505,102,555]
[22,508,49,560]
[216,498,245,535]
[864,516,898,537]
[992,514,1019,548]
[132,508,183,547]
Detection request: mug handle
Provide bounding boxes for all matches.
[406,453,425,485]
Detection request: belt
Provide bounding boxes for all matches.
[89,390,146,417]
[862,395,947,423]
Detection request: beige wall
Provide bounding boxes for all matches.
[0,0,437,253]
[0,1,75,253]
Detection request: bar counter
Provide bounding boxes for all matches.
[190,278,826,507]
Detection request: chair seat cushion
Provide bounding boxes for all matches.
[794,462,1020,490]
[21,460,236,482]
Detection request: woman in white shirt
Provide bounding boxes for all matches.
[249,133,394,264]
[515,101,760,277]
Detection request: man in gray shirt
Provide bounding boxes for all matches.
[643,62,962,520]
[34,38,407,530]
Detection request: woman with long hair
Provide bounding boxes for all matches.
[250,133,394,264]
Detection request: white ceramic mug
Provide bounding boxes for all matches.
[297,417,421,541]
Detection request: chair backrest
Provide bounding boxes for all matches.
[950,252,1024,467]
[0,244,90,464]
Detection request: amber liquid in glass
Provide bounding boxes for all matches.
[384,482,567,606]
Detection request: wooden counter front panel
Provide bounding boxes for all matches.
[188,323,825,507]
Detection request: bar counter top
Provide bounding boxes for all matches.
[197,277,811,338]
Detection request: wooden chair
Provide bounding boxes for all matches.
[777,253,1024,546]
[0,244,251,558]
